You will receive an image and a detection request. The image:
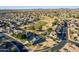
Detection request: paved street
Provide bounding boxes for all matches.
[0,32,28,52]
[35,21,68,52]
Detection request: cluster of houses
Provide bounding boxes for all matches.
[26,32,46,45]
[0,10,79,51]
[0,10,61,47]
[0,18,46,46]
[68,19,79,42]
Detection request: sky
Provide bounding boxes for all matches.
[0,6,79,9]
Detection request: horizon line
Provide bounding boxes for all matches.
[0,6,79,9]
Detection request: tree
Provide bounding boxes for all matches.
[52,19,58,26]
[76,15,79,19]
[11,47,17,52]
[47,28,52,33]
